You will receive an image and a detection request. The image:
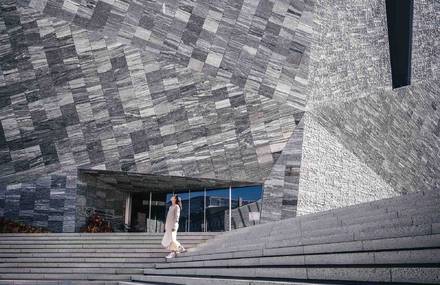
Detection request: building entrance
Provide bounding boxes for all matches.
[130,192,167,232]
[126,185,263,233]
[78,169,263,233]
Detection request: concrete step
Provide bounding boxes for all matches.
[0,232,215,240]
[225,204,439,246]
[0,257,164,263]
[0,237,214,244]
[221,210,438,251]
[0,273,134,281]
[0,232,219,284]
[142,266,440,283]
[0,281,119,285]
[0,252,166,258]
[0,268,144,274]
[187,218,437,257]
[0,244,191,249]
[155,248,440,269]
[130,191,440,285]
[128,275,340,285]
[0,239,205,245]
[0,233,219,237]
[0,248,170,253]
[300,210,439,239]
[291,190,439,223]
[256,197,431,238]
[0,263,157,269]
[194,208,439,255]
[170,232,440,264]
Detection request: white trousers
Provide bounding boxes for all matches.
[161,225,183,251]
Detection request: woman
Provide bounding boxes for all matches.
[161,194,186,258]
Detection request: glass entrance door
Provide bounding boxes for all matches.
[130,192,166,232]
[128,184,262,232]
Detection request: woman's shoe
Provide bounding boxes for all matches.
[165,252,176,259]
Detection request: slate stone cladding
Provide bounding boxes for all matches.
[0,174,76,232]
[294,0,439,215]
[261,118,304,222]
[296,113,397,216]
[306,0,439,108]
[17,0,314,109]
[0,0,438,231]
[0,0,309,231]
[313,81,440,196]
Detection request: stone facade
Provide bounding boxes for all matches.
[297,113,397,215]
[0,4,298,184]
[0,0,439,230]
[313,80,440,196]
[0,0,310,231]
[19,0,315,109]
[261,118,304,222]
[306,0,439,108]
[0,174,76,232]
[261,0,439,218]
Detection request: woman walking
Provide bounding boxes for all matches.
[161,194,186,258]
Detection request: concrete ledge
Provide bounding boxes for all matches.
[157,248,440,269]
[131,275,339,285]
[168,234,440,264]
[0,281,119,285]
[142,266,440,283]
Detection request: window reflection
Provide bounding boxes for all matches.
[162,185,262,232]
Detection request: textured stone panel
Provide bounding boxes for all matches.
[17,0,315,109]
[0,4,299,185]
[297,112,397,215]
[261,114,304,222]
[0,174,76,232]
[1,0,438,229]
[0,2,301,230]
[306,0,439,108]
[313,80,440,196]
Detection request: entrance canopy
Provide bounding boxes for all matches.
[78,168,260,193]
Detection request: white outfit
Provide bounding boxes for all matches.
[161,204,184,252]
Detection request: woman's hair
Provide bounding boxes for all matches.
[173,194,183,210]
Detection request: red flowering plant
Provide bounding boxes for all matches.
[80,212,113,233]
[0,217,50,233]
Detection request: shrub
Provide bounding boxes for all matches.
[80,213,113,233]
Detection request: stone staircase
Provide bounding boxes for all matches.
[123,189,440,285]
[0,232,218,284]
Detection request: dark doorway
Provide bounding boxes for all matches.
[385,0,413,88]
[130,192,167,232]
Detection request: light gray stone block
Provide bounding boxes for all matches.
[306,267,391,282]
[391,267,440,283]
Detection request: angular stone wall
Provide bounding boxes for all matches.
[0,174,76,232]
[297,113,397,215]
[18,0,315,109]
[306,0,439,108]
[261,0,439,219]
[0,4,298,185]
[294,0,440,214]
[261,116,304,222]
[0,0,310,230]
[312,81,440,196]
[0,0,439,230]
